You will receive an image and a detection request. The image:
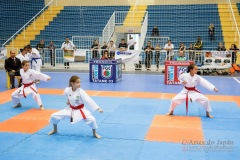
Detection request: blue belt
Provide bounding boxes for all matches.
[31,58,41,64]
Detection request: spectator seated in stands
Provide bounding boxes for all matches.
[208,23,215,41]
[194,36,203,50]
[4,50,22,89]
[151,25,160,37]
[174,50,188,61]
[216,42,226,51]
[101,50,109,60]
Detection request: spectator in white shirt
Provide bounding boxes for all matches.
[164,40,174,60]
[128,36,136,50]
[61,37,76,69]
[107,40,116,59]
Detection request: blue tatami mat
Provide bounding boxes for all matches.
[203,129,240,160]
[139,141,206,160]
[0,69,240,160]
[0,102,30,122]
[0,134,144,160]
[0,132,30,153]
[202,117,240,131]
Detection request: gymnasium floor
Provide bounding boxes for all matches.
[0,70,239,160]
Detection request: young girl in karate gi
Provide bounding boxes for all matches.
[48,75,103,138]
[11,60,51,110]
[166,64,218,118]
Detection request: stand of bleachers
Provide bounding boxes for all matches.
[146,4,223,50]
[30,6,130,48]
[0,0,45,45]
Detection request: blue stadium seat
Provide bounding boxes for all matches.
[31,6,130,48]
[146,4,223,50]
[0,0,45,45]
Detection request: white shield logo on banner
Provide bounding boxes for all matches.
[101,65,112,79]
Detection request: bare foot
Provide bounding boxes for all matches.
[40,105,45,110]
[48,129,57,135]
[206,112,213,118]
[93,133,101,139]
[13,103,22,108]
[166,111,174,116]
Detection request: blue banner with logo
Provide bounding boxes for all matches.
[89,59,122,83]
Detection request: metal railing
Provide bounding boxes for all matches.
[38,49,234,69]
[144,37,170,49]
[227,0,240,47]
[115,11,146,26]
[102,13,115,44]
[1,47,236,72]
[139,12,148,50]
[72,36,102,49]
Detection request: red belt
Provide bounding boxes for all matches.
[70,104,86,122]
[22,82,37,98]
[185,86,200,115]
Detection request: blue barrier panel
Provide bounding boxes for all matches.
[89,59,122,83]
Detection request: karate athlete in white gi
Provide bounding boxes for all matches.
[26,45,42,84]
[11,60,51,110]
[16,46,30,63]
[26,45,42,70]
[166,64,218,118]
[48,75,103,138]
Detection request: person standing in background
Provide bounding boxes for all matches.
[48,41,56,67]
[128,36,136,50]
[36,40,45,67]
[61,37,76,69]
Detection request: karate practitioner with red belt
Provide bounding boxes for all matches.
[166,64,218,118]
[48,75,103,138]
[11,60,51,110]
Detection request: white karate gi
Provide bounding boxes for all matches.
[169,73,215,113]
[11,69,50,106]
[29,48,42,72]
[16,52,29,63]
[49,87,100,129]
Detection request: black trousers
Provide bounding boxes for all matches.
[8,71,21,87]
[92,51,99,59]
[50,50,55,66]
[64,62,69,68]
[155,52,160,69]
[145,54,152,69]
